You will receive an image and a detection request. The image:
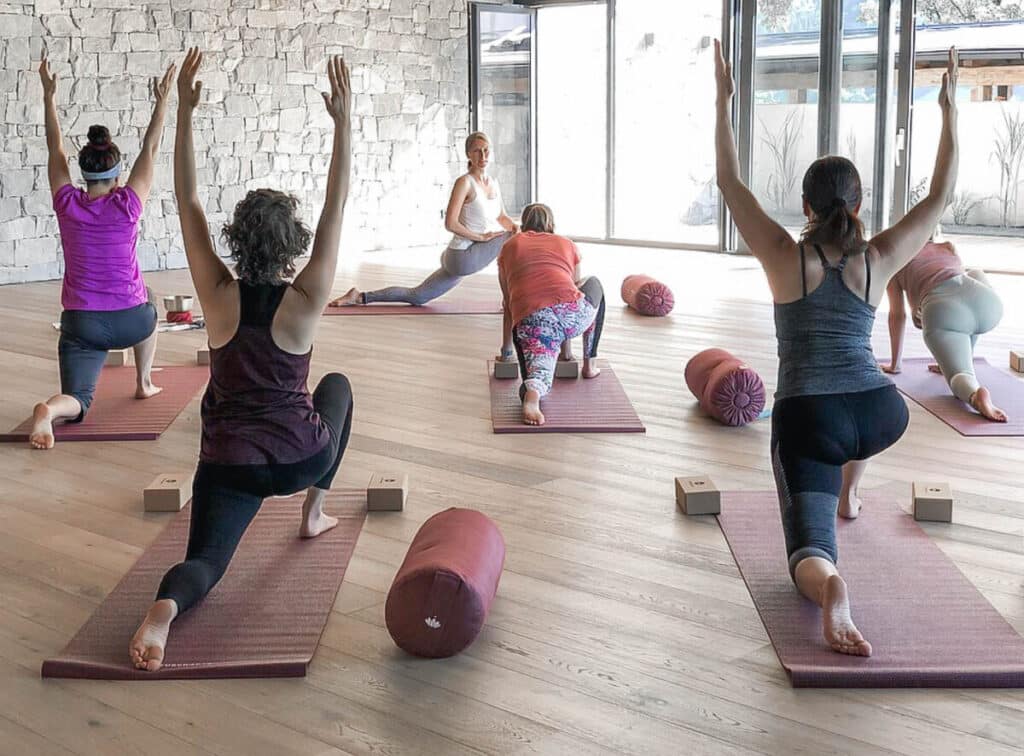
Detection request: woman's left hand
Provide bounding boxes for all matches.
[152,63,176,107]
[713,39,734,103]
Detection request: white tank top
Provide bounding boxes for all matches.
[449,175,504,250]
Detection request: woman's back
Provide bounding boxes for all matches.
[892,241,963,313]
[498,231,581,324]
[54,183,146,311]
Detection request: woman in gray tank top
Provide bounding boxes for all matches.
[713,41,960,658]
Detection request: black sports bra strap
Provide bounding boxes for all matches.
[864,247,872,303]
[799,243,807,297]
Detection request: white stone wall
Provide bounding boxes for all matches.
[0,0,469,284]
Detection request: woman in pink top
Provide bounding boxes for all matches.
[885,235,1005,421]
[26,58,176,449]
[497,204,605,426]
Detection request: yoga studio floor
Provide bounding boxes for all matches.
[1,244,1023,755]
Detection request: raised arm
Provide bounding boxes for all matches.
[445,178,503,242]
[712,40,795,270]
[290,56,352,308]
[38,58,72,194]
[127,64,176,204]
[871,48,959,278]
[174,48,233,304]
[883,280,907,374]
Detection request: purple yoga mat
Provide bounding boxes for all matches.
[889,357,1024,436]
[324,299,502,316]
[717,490,1024,688]
[42,490,366,680]
[1,366,209,443]
[489,359,645,434]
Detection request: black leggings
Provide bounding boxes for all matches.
[771,385,908,579]
[58,303,158,419]
[156,373,354,613]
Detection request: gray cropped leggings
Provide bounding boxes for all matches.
[363,233,511,306]
[921,271,1003,403]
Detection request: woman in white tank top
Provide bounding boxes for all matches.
[331,133,519,355]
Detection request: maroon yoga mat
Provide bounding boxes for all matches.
[324,299,502,316]
[42,490,366,680]
[0,366,209,443]
[717,490,1024,688]
[889,357,1024,436]
[489,359,646,434]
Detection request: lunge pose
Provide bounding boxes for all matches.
[713,40,960,656]
[885,238,1005,421]
[497,204,605,426]
[26,58,175,449]
[130,50,354,671]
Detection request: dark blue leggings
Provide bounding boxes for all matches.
[156,373,354,613]
[771,385,908,579]
[58,303,157,420]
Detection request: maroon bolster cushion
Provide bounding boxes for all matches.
[385,508,506,658]
[620,274,674,316]
[684,348,766,427]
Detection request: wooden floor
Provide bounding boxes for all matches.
[1,244,1022,756]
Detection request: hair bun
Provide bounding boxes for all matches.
[87,124,111,147]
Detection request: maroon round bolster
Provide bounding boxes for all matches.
[385,508,506,658]
[620,274,675,316]
[684,348,766,427]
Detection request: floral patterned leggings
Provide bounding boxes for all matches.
[512,277,605,398]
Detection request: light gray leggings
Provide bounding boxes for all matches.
[921,270,1003,402]
[363,233,511,305]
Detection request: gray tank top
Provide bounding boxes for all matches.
[773,244,892,400]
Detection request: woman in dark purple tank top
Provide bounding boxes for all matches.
[129,50,355,672]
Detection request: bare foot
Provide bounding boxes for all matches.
[927,363,942,374]
[28,403,55,450]
[300,511,339,538]
[135,380,163,400]
[582,359,601,379]
[821,574,872,657]
[970,387,1008,422]
[329,287,362,307]
[129,599,177,672]
[838,490,861,519]
[522,388,545,426]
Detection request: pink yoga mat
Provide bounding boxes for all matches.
[42,490,366,680]
[889,357,1024,436]
[1,366,209,443]
[717,491,1024,688]
[489,359,645,434]
[324,299,502,316]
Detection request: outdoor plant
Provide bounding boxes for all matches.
[949,190,988,226]
[759,109,804,213]
[991,106,1024,228]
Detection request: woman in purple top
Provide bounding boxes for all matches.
[26,59,176,450]
[130,49,354,672]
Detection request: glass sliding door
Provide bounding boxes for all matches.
[750,1,822,240]
[536,3,607,238]
[472,4,534,216]
[612,1,722,246]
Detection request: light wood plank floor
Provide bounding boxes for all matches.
[1,243,1022,756]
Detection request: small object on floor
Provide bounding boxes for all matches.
[675,475,721,515]
[41,490,366,680]
[105,348,133,367]
[1011,349,1024,373]
[144,473,193,512]
[166,310,193,324]
[385,508,505,658]
[493,360,520,379]
[685,348,766,426]
[163,294,194,312]
[620,274,675,316]
[196,348,210,366]
[913,481,953,522]
[555,359,579,379]
[367,472,407,511]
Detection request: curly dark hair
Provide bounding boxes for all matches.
[221,189,312,284]
[78,125,121,184]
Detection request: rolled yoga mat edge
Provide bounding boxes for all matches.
[717,490,1024,688]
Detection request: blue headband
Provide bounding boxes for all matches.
[82,163,121,181]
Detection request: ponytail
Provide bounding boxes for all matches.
[799,155,866,254]
[801,201,866,255]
